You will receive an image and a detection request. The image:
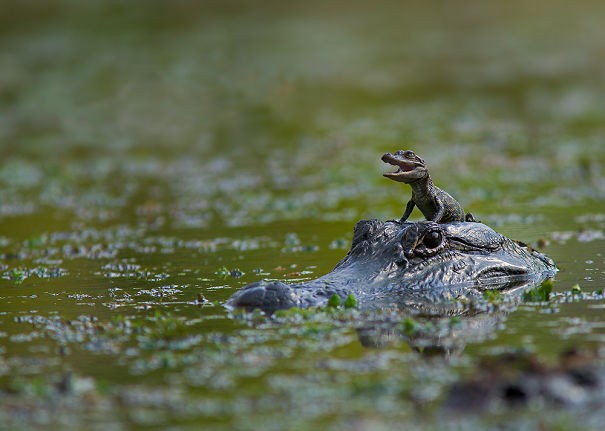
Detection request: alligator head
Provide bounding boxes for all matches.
[226,219,556,313]
[382,150,429,183]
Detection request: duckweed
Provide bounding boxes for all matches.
[1,1,605,430]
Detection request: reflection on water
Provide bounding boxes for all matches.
[356,281,528,355]
[1,0,605,429]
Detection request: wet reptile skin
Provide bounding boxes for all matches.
[227,219,556,313]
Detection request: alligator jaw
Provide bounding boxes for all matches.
[382,153,420,180]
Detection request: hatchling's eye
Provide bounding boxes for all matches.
[404,150,416,159]
[423,230,442,249]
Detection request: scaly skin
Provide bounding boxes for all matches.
[226,219,556,313]
[381,149,475,223]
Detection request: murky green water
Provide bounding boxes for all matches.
[1,1,605,430]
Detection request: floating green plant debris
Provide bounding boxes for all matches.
[327,294,341,308]
[402,318,417,336]
[25,234,48,248]
[214,266,230,277]
[214,266,245,278]
[274,307,315,320]
[145,310,188,342]
[3,266,67,284]
[523,279,554,302]
[9,268,26,284]
[483,289,503,304]
[329,239,349,249]
[344,294,357,309]
[230,268,245,278]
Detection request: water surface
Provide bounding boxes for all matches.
[1,1,605,430]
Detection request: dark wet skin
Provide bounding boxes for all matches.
[227,219,556,313]
[382,150,475,223]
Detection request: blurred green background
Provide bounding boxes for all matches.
[2,0,605,232]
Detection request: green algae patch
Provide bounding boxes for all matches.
[402,317,417,336]
[274,307,320,321]
[272,303,362,324]
[144,311,188,342]
[523,279,554,302]
[344,293,357,309]
[483,289,503,304]
[9,268,26,285]
[327,294,341,308]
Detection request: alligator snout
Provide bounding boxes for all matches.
[226,280,298,312]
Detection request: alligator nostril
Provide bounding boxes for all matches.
[395,258,408,268]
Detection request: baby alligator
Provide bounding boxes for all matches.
[382,149,475,223]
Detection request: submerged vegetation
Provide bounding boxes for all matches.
[1,0,605,429]
[522,278,553,302]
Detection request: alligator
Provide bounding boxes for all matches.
[382,150,476,223]
[226,219,556,313]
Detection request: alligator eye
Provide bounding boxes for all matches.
[423,230,442,249]
[404,150,416,159]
